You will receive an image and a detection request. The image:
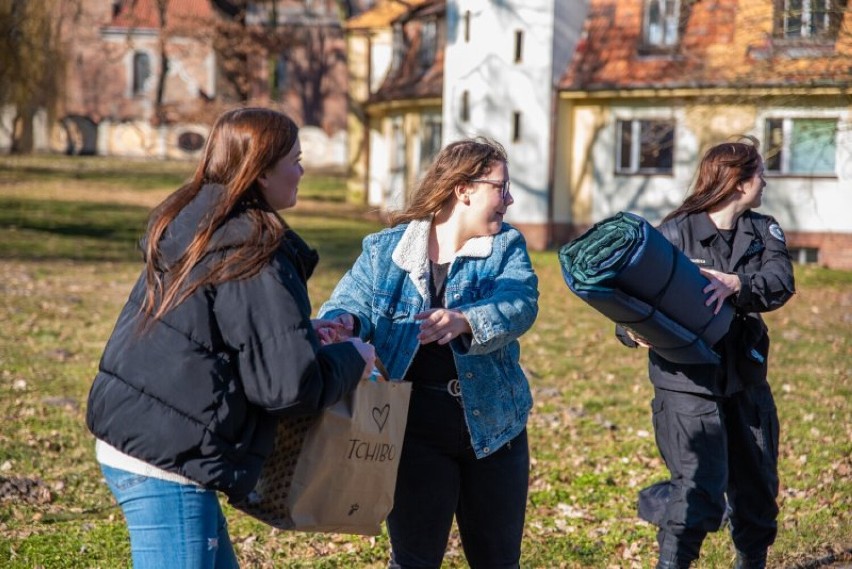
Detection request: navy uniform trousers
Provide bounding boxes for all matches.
[650,384,780,564]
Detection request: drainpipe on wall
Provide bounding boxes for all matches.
[545,85,559,249]
[363,32,373,205]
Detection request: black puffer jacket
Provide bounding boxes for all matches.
[86,185,364,499]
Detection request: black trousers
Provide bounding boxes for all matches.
[648,384,779,564]
[387,385,529,569]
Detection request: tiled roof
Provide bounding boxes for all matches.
[560,0,852,91]
[109,0,215,30]
[345,0,431,30]
[369,52,444,103]
[368,0,444,103]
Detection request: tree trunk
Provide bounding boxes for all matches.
[154,0,169,123]
[11,108,35,154]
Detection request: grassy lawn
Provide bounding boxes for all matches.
[0,155,849,568]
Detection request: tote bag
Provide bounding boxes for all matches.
[231,378,411,535]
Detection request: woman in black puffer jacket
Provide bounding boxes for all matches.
[86,108,375,568]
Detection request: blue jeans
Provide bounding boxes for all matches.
[100,464,239,569]
[387,386,529,569]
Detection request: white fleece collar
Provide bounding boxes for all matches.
[391,217,494,300]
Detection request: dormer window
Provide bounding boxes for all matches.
[775,0,846,40]
[642,0,681,49]
[419,19,437,69]
[390,24,406,73]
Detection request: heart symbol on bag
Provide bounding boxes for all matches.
[372,404,390,433]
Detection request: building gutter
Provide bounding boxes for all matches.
[365,97,443,116]
[559,86,851,99]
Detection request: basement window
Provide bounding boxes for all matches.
[788,247,819,264]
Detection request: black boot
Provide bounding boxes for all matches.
[656,546,692,569]
[655,559,689,569]
[656,530,697,568]
[733,550,767,569]
[656,559,691,569]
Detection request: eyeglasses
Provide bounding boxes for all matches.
[470,178,511,202]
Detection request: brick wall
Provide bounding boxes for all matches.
[787,231,852,270]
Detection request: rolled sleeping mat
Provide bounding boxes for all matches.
[558,211,733,365]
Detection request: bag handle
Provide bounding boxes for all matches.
[374,357,391,382]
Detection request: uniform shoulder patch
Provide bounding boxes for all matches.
[768,223,786,243]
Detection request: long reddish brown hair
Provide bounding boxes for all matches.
[663,136,762,222]
[389,137,507,226]
[142,107,299,320]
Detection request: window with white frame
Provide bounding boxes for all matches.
[419,112,442,171]
[391,116,406,177]
[388,116,407,207]
[775,0,846,39]
[643,0,681,48]
[764,117,837,176]
[616,119,675,174]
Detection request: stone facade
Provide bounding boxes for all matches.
[4,0,351,169]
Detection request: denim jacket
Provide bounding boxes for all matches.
[319,218,539,458]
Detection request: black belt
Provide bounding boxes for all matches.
[415,378,461,397]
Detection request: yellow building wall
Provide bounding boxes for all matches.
[346,33,371,202]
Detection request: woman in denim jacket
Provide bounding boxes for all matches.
[318,138,538,569]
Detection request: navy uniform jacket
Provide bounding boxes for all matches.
[648,210,795,396]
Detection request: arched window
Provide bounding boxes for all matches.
[269,55,288,100]
[132,51,151,96]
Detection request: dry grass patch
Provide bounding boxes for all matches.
[0,157,849,568]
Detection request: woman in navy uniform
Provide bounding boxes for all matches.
[620,138,795,568]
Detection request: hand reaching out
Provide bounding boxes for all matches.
[699,268,741,315]
[312,313,356,345]
[415,308,472,345]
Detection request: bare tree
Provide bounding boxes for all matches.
[212,1,348,130]
[288,23,346,128]
[0,0,67,153]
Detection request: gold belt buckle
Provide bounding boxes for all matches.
[447,378,461,397]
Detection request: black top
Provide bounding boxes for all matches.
[404,261,458,385]
[718,228,735,248]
